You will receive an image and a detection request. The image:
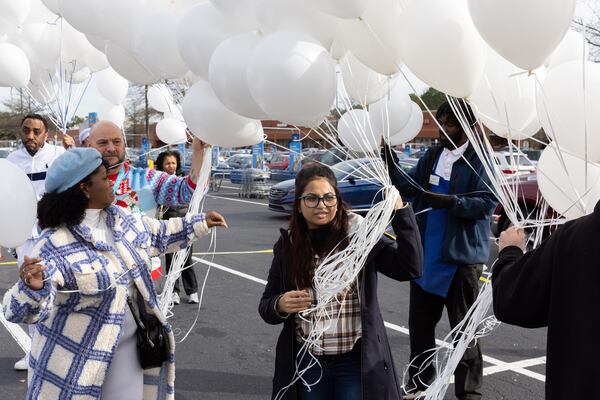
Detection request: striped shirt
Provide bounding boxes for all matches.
[295,280,362,356]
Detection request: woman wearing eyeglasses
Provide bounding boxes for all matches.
[259,163,423,400]
[2,148,228,400]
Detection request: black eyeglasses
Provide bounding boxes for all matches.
[300,194,338,208]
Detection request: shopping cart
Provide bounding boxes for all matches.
[239,168,270,198]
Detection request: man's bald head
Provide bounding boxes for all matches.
[88,121,126,172]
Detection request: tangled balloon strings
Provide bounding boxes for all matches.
[24,18,93,135]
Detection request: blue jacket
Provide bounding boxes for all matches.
[388,145,497,265]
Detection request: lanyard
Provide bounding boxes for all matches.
[112,166,127,194]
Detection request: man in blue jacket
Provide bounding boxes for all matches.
[383,100,497,400]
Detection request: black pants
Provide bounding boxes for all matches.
[165,252,198,295]
[407,265,483,400]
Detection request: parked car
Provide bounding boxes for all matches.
[494,151,536,176]
[226,154,253,169]
[268,158,417,214]
[268,153,290,170]
[0,148,13,158]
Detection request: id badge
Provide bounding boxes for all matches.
[429,174,440,186]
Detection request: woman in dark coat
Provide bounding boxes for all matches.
[259,164,423,400]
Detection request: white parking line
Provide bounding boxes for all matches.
[0,308,31,353]
[206,194,268,207]
[192,256,546,383]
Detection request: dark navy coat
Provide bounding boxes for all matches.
[388,145,497,265]
[259,207,423,400]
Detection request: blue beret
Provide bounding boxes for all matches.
[45,148,103,194]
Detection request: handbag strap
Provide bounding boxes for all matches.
[127,292,146,331]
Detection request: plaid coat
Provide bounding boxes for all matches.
[2,205,209,400]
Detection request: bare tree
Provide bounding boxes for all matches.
[573,0,600,61]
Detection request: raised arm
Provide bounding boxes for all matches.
[374,206,423,282]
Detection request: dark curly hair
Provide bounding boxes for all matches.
[156,150,183,176]
[21,114,49,132]
[284,163,350,289]
[37,161,109,229]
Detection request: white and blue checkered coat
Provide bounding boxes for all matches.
[2,205,209,400]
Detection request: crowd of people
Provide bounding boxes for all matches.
[0,102,593,400]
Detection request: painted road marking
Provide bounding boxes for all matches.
[206,194,268,207]
[193,250,273,256]
[0,309,31,353]
[192,256,546,383]
[0,261,17,266]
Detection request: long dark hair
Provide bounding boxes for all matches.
[156,150,183,176]
[285,164,350,289]
[37,161,108,229]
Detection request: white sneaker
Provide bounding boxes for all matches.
[14,355,28,371]
[172,293,181,305]
[188,293,199,304]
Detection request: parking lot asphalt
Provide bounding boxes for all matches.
[0,184,547,399]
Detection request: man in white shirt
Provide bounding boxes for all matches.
[5,114,74,371]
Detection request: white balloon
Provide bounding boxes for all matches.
[96,68,129,105]
[0,159,37,248]
[106,41,156,85]
[398,0,486,98]
[0,0,32,25]
[210,0,258,30]
[95,0,148,51]
[85,34,107,53]
[256,0,337,48]
[329,35,347,61]
[61,20,92,64]
[468,0,576,71]
[41,0,60,15]
[209,33,266,119]
[0,43,31,88]
[537,60,600,162]
[545,30,589,71]
[338,0,404,75]
[307,0,371,19]
[537,144,600,219]
[97,99,126,128]
[156,118,187,145]
[389,102,424,146]
[337,109,380,152]
[27,1,56,24]
[370,84,412,137]
[340,52,398,105]
[148,84,175,113]
[10,22,60,71]
[247,31,336,127]
[83,47,109,72]
[470,48,542,140]
[182,80,264,148]
[135,9,188,80]
[66,66,91,84]
[58,0,103,36]
[177,2,249,78]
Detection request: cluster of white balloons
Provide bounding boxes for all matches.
[0,1,110,98]
[337,84,424,153]
[148,84,188,145]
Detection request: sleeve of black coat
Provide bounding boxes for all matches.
[492,229,560,328]
[259,237,289,325]
[375,206,423,282]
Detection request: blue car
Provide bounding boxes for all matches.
[268,158,417,214]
